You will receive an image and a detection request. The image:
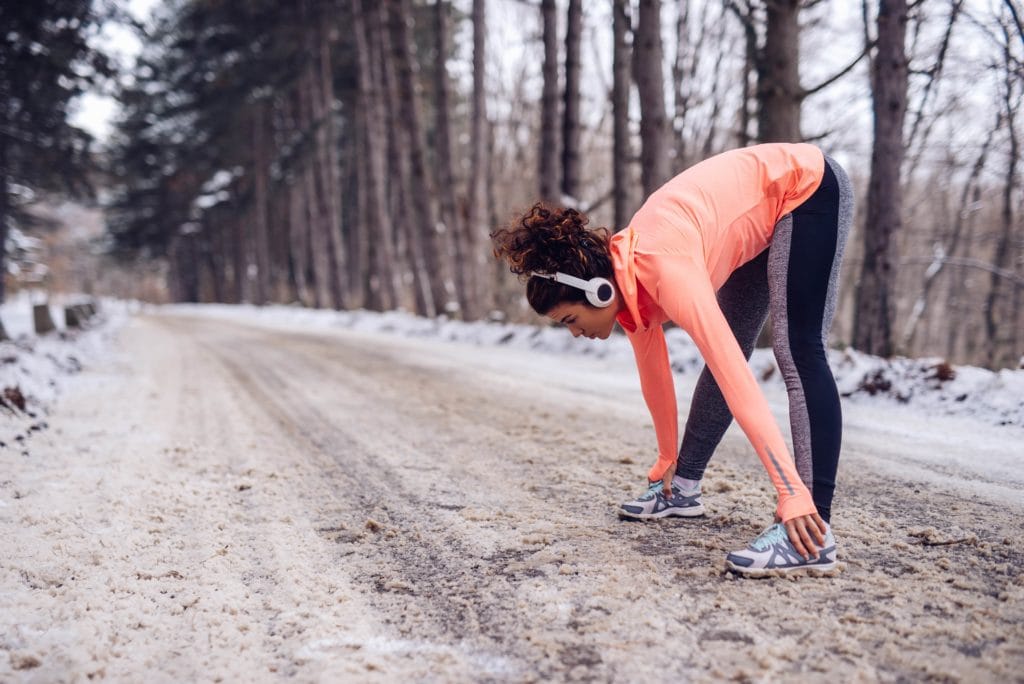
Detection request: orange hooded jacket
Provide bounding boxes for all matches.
[610,143,826,522]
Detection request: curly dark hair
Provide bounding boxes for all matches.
[491,203,613,315]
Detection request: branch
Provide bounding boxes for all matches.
[802,45,871,98]
[724,0,755,31]
[1004,0,1024,49]
[581,188,614,215]
[901,256,1024,288]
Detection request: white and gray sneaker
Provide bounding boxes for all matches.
[618,481,705,520]
[725,522,838,577]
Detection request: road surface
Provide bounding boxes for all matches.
[2,313,1022,681]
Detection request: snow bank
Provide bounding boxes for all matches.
[0,292,133,449]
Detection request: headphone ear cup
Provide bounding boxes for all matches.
[586,277,615,308]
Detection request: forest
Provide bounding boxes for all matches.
[2,0,1022,369]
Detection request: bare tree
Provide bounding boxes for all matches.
[350,0,397,311]
[728,0,868,143]
[539,0,561,201]
[434,0,473,319]
[985,7,1023,368]
[468,0,490,316]
[388,0,454,315]
[759,0,801,141]
[634,0,670,195]
[612,0,634,230]
[901,114,999,351]
[561,0,583,203]
[854,0,910,357]
[250,100,271,305]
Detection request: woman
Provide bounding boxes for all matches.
[491,143,853,576]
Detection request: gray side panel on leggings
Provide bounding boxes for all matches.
[767,157,853,489]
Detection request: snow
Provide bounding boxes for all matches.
[1,301,1022,681]
[0,292,135,448]
[159,301,1024,430]
[4,295,1019,464]
[1,296,1020,480]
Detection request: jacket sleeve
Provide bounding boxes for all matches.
[624,324,679,483]
[637,252,817,522]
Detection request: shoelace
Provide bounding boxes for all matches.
[750,523,788,551]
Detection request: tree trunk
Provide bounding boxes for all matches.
[672,0,691,166]
[757,0,802,142]
[633,0,670,196]
[231,214,247,304]
[539,0,560,202]
[434,0,473,319]
[377,0,427,314]
[611,0,633,231]
[251,100,271,306]
[306,29,339,309]
[901,118,997,352]
[389,0,451,315]
[294,5,333,310]
[351,0,398,311]
[468,0,490,316]
[854,0,909,357]
[985,45,1020,369]
[0,134,8,303]
[316,10,348,309]
[288,177,312,306]
[561,0,582,204]
[735,2,756,148]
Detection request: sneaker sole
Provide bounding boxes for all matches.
[617,504,706,521]
[724,559,839,578]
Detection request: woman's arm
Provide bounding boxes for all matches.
[624,325,680,483]
[637,252,817,523]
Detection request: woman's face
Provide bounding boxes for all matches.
[546,299,620,340]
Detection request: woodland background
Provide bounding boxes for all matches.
[2,0,1022,369]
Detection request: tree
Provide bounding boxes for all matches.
[434,0,472,318]
[612,0,634,231]
[561,0,583,203]
[539,0,560,201]
[0,1,110,301]
[633,0,670,195]
[467,0,489,316]
[389,0,454,315]
[727,0,867,143]
[353,0,399,310]
[984,3,1023,368]
[854,0,910,357]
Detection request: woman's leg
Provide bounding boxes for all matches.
[766,158,853,523]
[675,249,770,482]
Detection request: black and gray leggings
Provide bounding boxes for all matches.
[676,157,853,523]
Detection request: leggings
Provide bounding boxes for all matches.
[676,157,853,523]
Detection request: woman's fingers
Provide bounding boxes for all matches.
[785,517,822,561]
[811,513,828,546]
[660,463,676,497]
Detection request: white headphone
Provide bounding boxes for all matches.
[531,271,616,308]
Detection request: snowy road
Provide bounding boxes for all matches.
[2,313,1023,682]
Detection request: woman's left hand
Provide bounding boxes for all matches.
[783,513,828,560]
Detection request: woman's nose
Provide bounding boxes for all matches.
[570,326,583,338]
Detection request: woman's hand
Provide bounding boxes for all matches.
[783,513,828,560]
[660,462,677,497]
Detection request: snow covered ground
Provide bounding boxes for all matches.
[2,299,1022,519]
[1,301,1022,681]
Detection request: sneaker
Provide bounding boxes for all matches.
[725,522,837,576]
[618,481,705,520]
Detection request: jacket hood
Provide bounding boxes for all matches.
[610,227,645,332]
